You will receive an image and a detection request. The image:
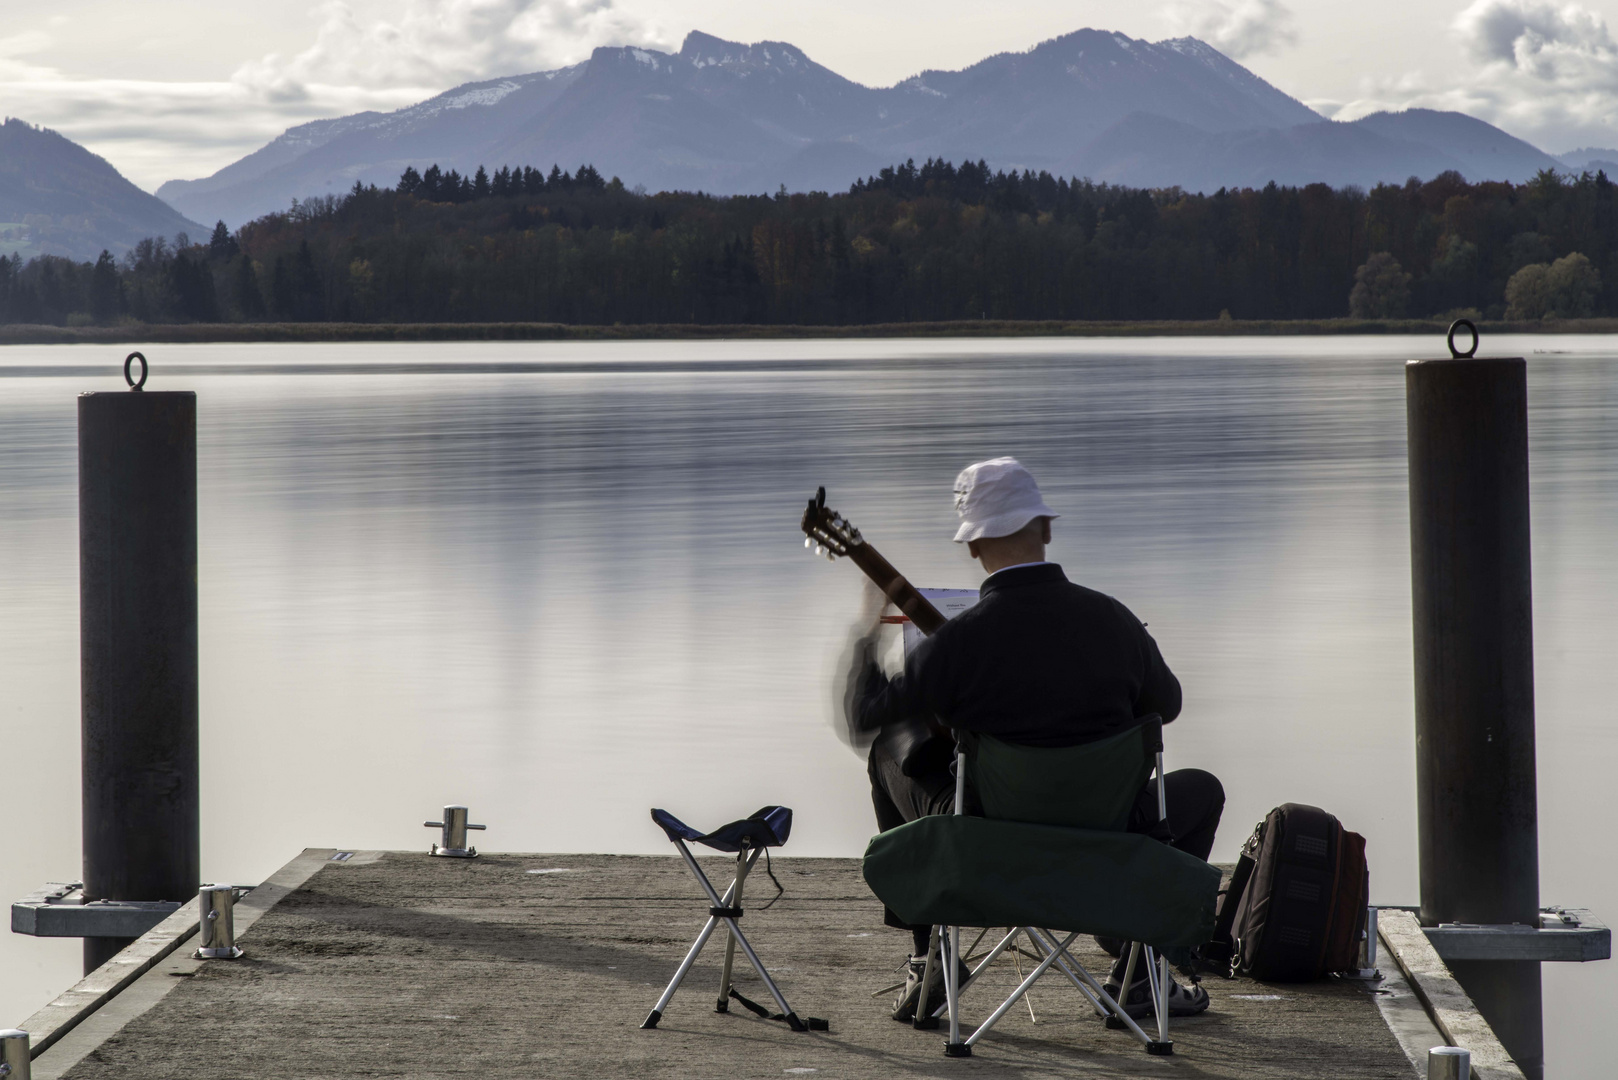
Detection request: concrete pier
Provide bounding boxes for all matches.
[13,849,1529,1079]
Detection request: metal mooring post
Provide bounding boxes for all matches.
[1407,323,1541,1078]
[77,354,199,974]
[0,1029,31,1080]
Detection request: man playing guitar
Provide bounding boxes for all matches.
[807,457,1224,1023]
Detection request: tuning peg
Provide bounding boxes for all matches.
[825,551,836,561]
[815,545,825,556]
[804,537,812,549]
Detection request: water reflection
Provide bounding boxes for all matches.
[0,337,1614,1076]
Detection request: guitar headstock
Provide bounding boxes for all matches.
[801,486,863,561]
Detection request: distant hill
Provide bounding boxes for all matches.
[1071,108,1565,192]
[158,29,1577,228]
[0,118,203,262]
[1349,109,1563,181]
[156,67,585,229]
[1558,147,1618,175]
[160,28,1329,226]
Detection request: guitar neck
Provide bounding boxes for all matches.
[846,542,948,636]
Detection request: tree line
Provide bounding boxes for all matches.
[2,159,1615,326]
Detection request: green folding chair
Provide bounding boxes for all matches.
[863,716,1219,1057]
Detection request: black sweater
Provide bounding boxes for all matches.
[854,563,1181,748]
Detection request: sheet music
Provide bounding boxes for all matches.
[901,588,980,655]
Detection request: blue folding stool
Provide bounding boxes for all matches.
[641,805,826,1032]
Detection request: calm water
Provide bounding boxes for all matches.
[2,337,1615,1074]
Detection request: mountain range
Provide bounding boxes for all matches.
[0,119,203,262]
[0,27,1599,262]
[156,29,1571,229]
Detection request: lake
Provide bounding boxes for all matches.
[1,336,1614,1075]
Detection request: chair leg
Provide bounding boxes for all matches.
[927,926,1023,1021]
[1020,928,1107,1017]
[1121,941,1141,999]
[913,926,941,1030]
[962,930,1080,1048]
[1147,947,1173,1055]
[944,924,969,1056]
[1027,929,1157,1049]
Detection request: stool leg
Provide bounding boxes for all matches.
[644,842,756,1029]
[643,914,722,1028]
[716,847,752,1011]
[722,917,808,1031]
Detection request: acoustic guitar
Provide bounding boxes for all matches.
[801,487,954,767]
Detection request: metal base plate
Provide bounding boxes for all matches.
[429,846,479,858]
[195,946,244,960]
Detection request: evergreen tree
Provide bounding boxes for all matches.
[398,166,422,195]
[168,254,219,322]
[233,256,265,320]
[90,250,119,323]
[208,221,240,261]
[270,255,296,319]
[294,241,324,320]
[473,165,490,199]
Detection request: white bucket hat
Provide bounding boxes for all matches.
[952,457,1060,543]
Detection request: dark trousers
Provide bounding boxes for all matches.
[868,730,1225,930]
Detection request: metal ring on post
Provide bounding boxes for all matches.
[1446,319,1479,359]
[123,352,148,391]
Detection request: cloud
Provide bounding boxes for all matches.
[1160,0,1298,59]
[1456,0,1617,78]
[1326,1,1618,153]
[0,0,662,192]
[235,0,657,99]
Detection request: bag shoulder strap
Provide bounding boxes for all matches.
[1195,818,1264,975]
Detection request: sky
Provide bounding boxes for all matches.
[5,0,1618,191]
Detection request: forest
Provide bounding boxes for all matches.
[0,158,1613,326]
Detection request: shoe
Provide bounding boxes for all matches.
[890,955,936,1022]
[1102,970,1210,1019]
[890,953,973,1024]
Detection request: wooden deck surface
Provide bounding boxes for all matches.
[47,851,1420,1079]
